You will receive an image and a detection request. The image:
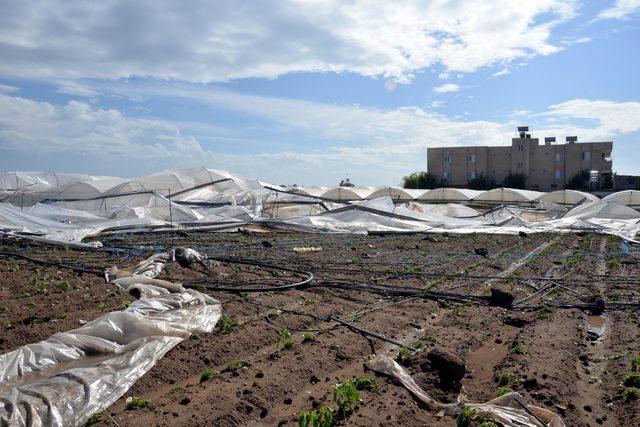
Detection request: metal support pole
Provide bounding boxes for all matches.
[168,188,173,228]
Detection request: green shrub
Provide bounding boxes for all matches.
[302,332,317,343]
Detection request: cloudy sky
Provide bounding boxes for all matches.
[0,0,639,185]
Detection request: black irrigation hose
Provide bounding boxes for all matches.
[0,250,104,276]
[182,255,315,292]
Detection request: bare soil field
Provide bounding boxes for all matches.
[1,231,639,426]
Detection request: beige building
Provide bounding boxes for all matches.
[427,128,612,191]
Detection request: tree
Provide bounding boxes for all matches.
[402,172,438,189]
[503,173,527,189]
[468,173,498,190]
[565,170,589,190]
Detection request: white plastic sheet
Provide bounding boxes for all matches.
[0,249,221,426]
[367,354,565,427]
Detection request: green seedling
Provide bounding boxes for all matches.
[353,376,378,392]
[302,332,317,343]
[623,387,639,402]
[396,346,410,362]
[631,354,640,372]
[280,327,295,350]
[200,368,214,383]
[55,313,68,320]
[332,380,359,417]
[456,407,474,427]
[119,300,131,310]
[496,372,515,387]
[217,315,239,334]
[125,396,149,410]
[622,372,640,388]
[495,387,511,397]
[57,280,70,293]
[509,341,528,356]
[189,332,201,340]
[98,302,108,311]
[298,406,334,427]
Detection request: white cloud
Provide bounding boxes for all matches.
[0,83,19,93]
[430,100,445,108]
[0,93,205,160]
[0,0,578,83]
[438,72,450,80]
[434,83,460,93]
[55,81,102,98]
[540,99,640,138]
[492,68,511,77]
[598,0,640,20]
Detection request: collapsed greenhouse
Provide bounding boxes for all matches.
[1,168,640,426]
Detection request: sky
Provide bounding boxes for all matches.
[0,0,639,186]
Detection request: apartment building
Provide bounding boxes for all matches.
[427,128,613,191]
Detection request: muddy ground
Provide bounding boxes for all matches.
[1,231,639,426]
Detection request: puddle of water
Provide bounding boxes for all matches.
[587,314,606,337]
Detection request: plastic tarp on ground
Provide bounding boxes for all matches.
[0,249,221,426]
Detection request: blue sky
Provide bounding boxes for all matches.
[0,0,639,186]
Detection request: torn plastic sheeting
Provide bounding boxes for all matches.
[0,249,221,426]
[367,354,565,427]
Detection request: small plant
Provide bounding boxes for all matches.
[55,313,68,320]
[119,300,131,310]
[217,315,239,334]
[200,368,214,383]
[280,327,296,350]
[353,376,378,392]
[35,281,47,294]
[125,396,149,410]
[196,285,207,293]
[228,359,251,370]
[58,280,70,293]
[623,387,639,402]
[479,422,499,427]
[456,407,474,427]
[302,332,317,343]
[495,387,511,397]
[622,372,640,387]
[496,372,514,387]
[98,302,108,311]
[589,376,599,384]
[509,341,528,356]
[298,406,334,427]
[631,353,640,372]
[189,332,201,340]
[332,380,359,417]
[610,352,625,361]
[396,346,410,362]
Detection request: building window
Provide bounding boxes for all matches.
[517,144,524,151]
[443,155,452,163]
[582,151,591,160]
[443,171,449,180]
[468,154,476,163]
[555,153,563,162]
[517,162,523,169]
[468,171,476,179]
[555,170,564,179]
